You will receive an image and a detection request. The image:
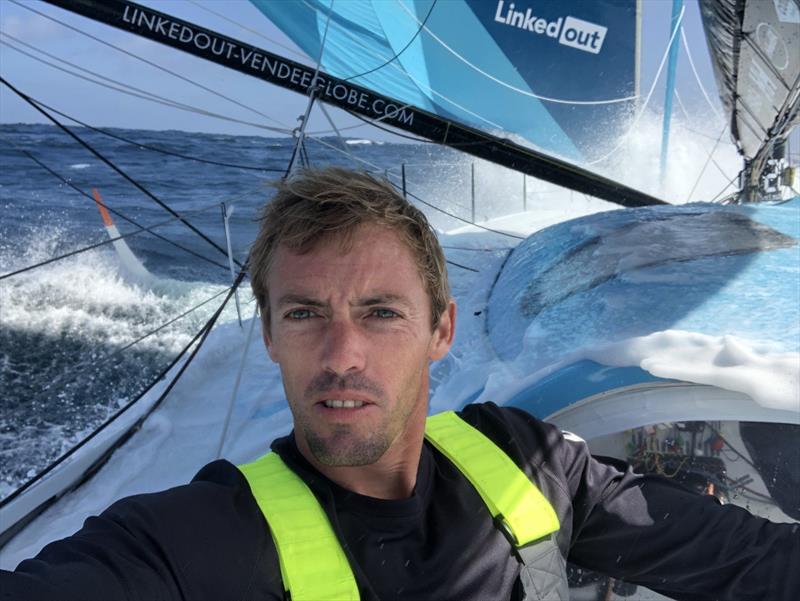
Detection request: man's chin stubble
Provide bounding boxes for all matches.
[305,427,390,466]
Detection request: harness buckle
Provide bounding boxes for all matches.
[494,514,525,564]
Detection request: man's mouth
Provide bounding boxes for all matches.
[322,399,367,409]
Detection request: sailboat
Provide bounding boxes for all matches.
[1,0,798,596]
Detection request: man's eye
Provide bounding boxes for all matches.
[287,309,315,320]
[372,308,398,319]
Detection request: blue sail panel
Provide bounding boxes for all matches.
[250,0,639,164]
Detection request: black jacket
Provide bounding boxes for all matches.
[2,403,798,600]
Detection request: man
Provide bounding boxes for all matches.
[2,167,798,600]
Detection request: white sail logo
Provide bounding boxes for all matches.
[493,1,608,54]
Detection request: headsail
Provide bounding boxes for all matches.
[251,0,640,165]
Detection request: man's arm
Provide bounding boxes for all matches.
[566,453,799,600]
[1,461,283,601]
[462,403,800,601]
[552,423,800,600]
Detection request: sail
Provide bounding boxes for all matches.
[700,0,800,161]
[250,0,640,165]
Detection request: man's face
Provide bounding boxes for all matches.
[264,223,455,467]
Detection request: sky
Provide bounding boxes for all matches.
[0,0,732,138]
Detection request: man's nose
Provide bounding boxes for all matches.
[320,318,367,376]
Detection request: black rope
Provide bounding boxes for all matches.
[2,143,231,272]
[0,38,291,138]
[0,76,242,268]
[41,287,232,399]
[303,134,525,241]
[0,267,248,511]
[8,0,288,130]
[300,141,312,168]
[395,185,526,241]
[0,211,194,281]
[0,85,285,173]
[341,0,438,83]
[442,245,513,252]
[446,259,478,272]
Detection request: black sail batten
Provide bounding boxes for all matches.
[41,0,665,208]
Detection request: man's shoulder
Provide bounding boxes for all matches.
[451,402,569,470]
[455,402,560,442]
[95,459,258,531]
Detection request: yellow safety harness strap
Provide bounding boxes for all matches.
[239,453,359,601]
[424,410,560,546]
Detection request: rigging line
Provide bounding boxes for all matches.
[306,134,525,240]
[396,0,638,106]
[294,0,506,133]
[42,287,232,401]
[401,186,525,241]
[304,131,502,235]
[0,211,198,282]
[586,4,687,166]
[8,0,290,129]
[1,76,241,267]
[674,88,692,122]
[711,156,734,181]
[10,94,286,173]
[308,101,417,138]
[1,125,275,215]
[445,259,479,273]
[685,124,729,202]
[1,32,216,117]
[0,318,209,508]
[11,150,229,269]
[286,0,335,176]
[317,102,349,150]
[0,39,291,136]
[710,171,740,203]
[340,0,437,83]
[674,118,733,144]
[2,142,231,271]
[187,0,310,62]
[0,273,246,510]
[680,27,722,120]
[442,245,512,252]
[216,303,259,459]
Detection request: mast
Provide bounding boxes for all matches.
[659,0,684,191]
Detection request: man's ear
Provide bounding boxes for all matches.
[429,299,456,361]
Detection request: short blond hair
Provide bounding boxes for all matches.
[250,167,450,329]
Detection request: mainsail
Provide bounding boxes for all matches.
[251,0,640,164]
